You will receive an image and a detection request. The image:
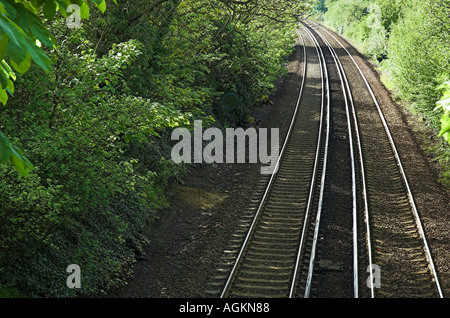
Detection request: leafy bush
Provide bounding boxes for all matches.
[0,18,189,297]
[322,0,388,60]
[387,1,450,116]
[0,0,117,177]
[0,0,312,297]
[436,81,450,144]
[317,0,450,186]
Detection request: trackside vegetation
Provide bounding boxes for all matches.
[313,0,450,184]
[0,0,313,297]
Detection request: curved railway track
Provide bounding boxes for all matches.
[219,26,327,298]
[207,20,443,298]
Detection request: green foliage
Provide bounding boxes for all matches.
[436,81,450,144]
[317,0,450,183]
[320,0,450,114]
[387,1,450,114]
[0,0,313,297]
[0,0,116,176]
[373,0,408,33]
[313,0,328,13]
[324,0,369,28]
[0,17,189,297]
[322,0,388,60]
[0,131,32,176]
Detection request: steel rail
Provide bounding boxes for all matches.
[305,23,362,298]
[288,24,327,298]
[220,31,309,298]
[300,24,331,299]
[309,20,443,298]
[306,21,376,298]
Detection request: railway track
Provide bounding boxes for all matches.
[206,20,443,298]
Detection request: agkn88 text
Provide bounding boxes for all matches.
[223,302,270,313]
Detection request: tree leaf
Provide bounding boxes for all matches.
[10,51,31,74]
[0,33,8,60]
[6,37,27,66]
[16,6,54,47]
[22,38,52,72]
[96,0,107,13]
[80,2,90,19]
[438,118,450,137]
[9,145,32,177]
[43,0,57,19]
[6,78,14,94]
[0,132,13,163]
[10,150,28,177]
[0,87,8,104]
[0,17,22,46]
